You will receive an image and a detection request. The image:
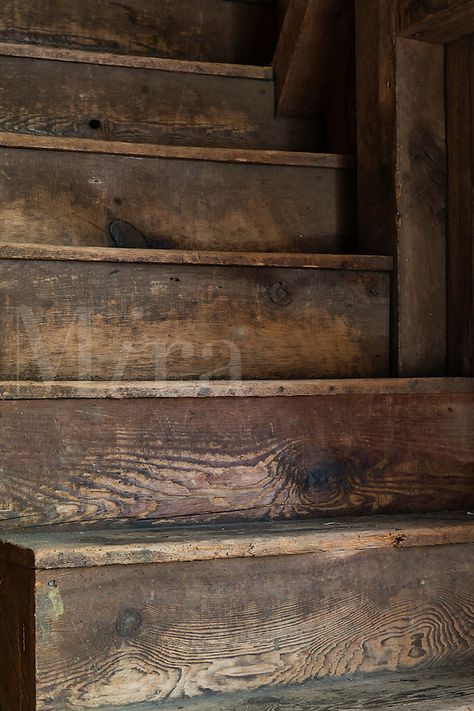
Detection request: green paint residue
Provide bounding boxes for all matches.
[47,585,64,618]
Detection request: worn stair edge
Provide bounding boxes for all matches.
[93,668,474,711]
[0,132,354,168]
[0,244,391,271]
[0,41,273,79]
[1,514,473,570]
[0,378,472,400]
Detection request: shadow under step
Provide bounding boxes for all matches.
[0,43,320,150]
[0,0,278,65]
[1,514,473,709]
[0,377,472,531]
[0,245,391,381]
[0,133,356,254]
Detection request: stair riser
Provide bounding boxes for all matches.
[0,0,277,65]
[0,146,356,253]
[0,55,320,150]
[2,544,473,708]
[1,393,472,530]
[0,259,389,381]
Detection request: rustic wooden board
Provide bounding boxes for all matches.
[29,543,474,706]
[0,0,277,65]
[0,391,472,530]
[399,0,474,43]
[0,258,389,381]
[90,668,474,710]
[446,35,474,376]
[0,51,320,150]
[0,143,356,253]
[356,3,447,375]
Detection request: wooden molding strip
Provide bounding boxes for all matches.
[0,378,472,400]
[399,0,474,44]
[0,131,354,169]
[1,514,472,569]
[0,41,273,79]
[0,244,391,271]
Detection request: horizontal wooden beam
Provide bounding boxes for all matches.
[399,0,474,43]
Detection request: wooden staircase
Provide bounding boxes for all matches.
[0,1,473,710]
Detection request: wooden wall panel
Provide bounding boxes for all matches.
[0,392,472,530]
[399,0,474,43]
[0,259,390,381]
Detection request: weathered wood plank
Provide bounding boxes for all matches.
[0,258,389,381]
[0,52,320,151]
[28,542,474,705]
[399,0,474,43]
[0,144,356,253]
[356,2,447,375]
[0,0,277,65]
[89,668,474,711]
[446,35,474,376]
[0,392,472,530]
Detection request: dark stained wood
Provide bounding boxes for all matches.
[0,52,320,151]
[356,2,447,376]
[399,0,474,43]
[273,0,353,118]
[0,391,472,530]
[0,376,472,399]
[0,558,35,710]
[2,529,473,707]
[446,35,474,376]
[0,258,390,382]
[0,245,390,271]
[0,144,356,254]
[90,668,474,711]
[0,0,277,65]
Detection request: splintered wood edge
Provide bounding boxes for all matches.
[0,378,473,400]
[0,244,392,271]
[1,516,473,569]
[0,41,274,79]
[0,132,356,169]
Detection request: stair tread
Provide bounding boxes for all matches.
[95,668,474,710]
[0,131,354,168]
[1,377,473,400]
[2,513,473,570]
[0,41,274,79]
[0,244,391,271]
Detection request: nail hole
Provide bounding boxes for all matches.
[89,119,102,130]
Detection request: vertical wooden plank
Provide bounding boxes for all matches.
[356,1,447,375]
[446,34,474,375]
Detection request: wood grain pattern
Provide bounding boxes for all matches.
[399,0,474,43]
[0,145,356,253]
[0,53,320,151]
[32,544,474,706]
[89,668,474,710]
[356,3,447,375]
[0,392,472,530]
[0,258,389,381]
[446,35,474,376]
[0,0,277,65]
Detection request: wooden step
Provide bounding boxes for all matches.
[95,668,474,710]
[0,0,277,65]
[1,514,473,708]
[0,43,320,150]
[0,245,391,382]
[0,378,472,531]
[0,133,356,253]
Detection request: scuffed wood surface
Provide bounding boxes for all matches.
[0,0,277,65]
[1,514,473,569]
[0,393,472,529]
[0,259,390,381]
[0,146,356,253]
[0,53,319,151]
[33,543,474,706]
